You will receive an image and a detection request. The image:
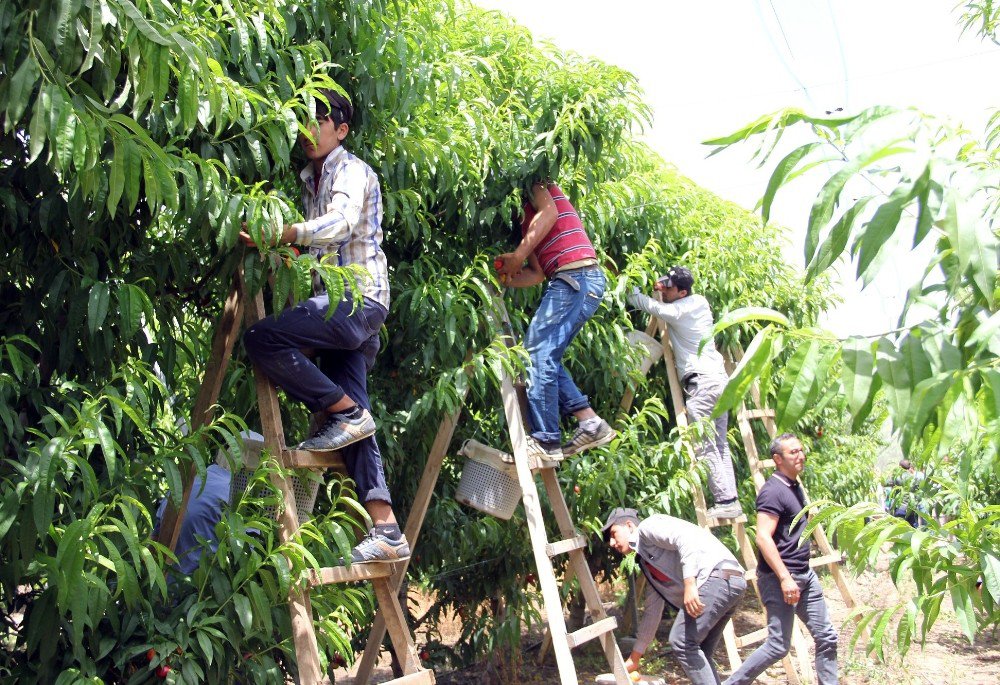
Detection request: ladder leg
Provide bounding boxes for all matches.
[354,401,465,683]
[372,577,422,675]
[541,469,631,685]
[498,375,578,685]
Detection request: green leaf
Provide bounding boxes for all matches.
[842,337,877,429]
[87,282,110,335]
[712,307,789,338]
[232,593,253,631]
[981,553,1000,605]
[854,168,927,282]
[96,420,117,482]
[938,189,998,307]
[5,56,40,126]
[775,338,821,429]
[713,326,780,418]
[118,0,172,46]
[949,583,977,643]
[761,142,821,224]
[876,338,912,424]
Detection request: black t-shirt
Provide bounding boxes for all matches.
[755,473,810,575]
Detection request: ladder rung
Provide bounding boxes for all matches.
[740,408,775,420]
[545,535,587,557]
[309,563,395,586]
[385,669,436,684]
[705,513,748,529]
[745,553,846,582]
[759,458,775,469]
[283,448,348,471]
[736,626,768,647]
[565,616,618,649]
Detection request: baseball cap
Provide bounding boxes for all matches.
[657,266,694,293]
[601,507,640,537]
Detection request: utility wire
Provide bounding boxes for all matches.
[825,0,851,110]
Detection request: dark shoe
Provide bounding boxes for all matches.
[707,501,744,520]
[562,419,616,456]
[350,531,411,564]
[297,409,376,452]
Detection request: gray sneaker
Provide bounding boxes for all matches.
[297,409,376,452]
[526,436,563,464]
[350,531,411,564]
[562,419,616,456]
[707,501,744,520]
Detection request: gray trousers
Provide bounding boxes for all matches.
[684,373,738,502]
[669,574,747,685]
[723,570,839,685]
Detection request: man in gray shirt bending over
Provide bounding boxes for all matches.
[628,266,742,520]
[603,508,747,684]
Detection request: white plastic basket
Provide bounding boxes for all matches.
[455,439,522,520]
[627,329,663,375]
[218,432,320,525]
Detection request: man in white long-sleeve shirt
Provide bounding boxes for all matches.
[627,267,742,520]
[603,508,746,684]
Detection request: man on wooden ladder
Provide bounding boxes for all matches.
[494,180,615,462]
[628,267,742,520]
[241,88,408,564]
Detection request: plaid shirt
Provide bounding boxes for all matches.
[295,145,389,309]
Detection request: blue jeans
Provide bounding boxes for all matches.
[723,570,839,685]
[669,574,747,685]
[523,267,605,444]
[243,293,392,504]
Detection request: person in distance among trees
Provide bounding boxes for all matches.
[603,507,747,685]
[494,180,615,464]
[241,88,407,564]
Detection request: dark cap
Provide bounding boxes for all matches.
[601,507,640,537]
[657,266,694,293]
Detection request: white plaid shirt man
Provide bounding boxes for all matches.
[295,145,389,309]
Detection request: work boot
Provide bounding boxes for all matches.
[707,501,744,520]
[350,531,411,564]
[525,436,564,464]
[562,419,616,456]
[297,408,376,452]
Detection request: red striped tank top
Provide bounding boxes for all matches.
[521,183,597,278]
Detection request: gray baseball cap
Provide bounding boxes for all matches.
[601,507,640,536]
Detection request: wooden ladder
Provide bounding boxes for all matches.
[622,312,858,685]
[156,268,431,685]
[354,286,633,684]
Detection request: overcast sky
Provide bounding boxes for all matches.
[474,0,1000,336]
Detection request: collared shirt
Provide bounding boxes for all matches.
[154,465,231,575]
[627,292,727,379]
[296,145,389,309]
[756,473,811,575]
[629,515,743,654]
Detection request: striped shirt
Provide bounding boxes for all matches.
[295,145,389,309]
[521,183,597,277]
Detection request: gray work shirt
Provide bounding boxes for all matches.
[628,292,726,379]
[630,515,742,654]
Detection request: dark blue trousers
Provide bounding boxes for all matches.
[243,293,391,504]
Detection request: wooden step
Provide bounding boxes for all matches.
[705,513,748,529]
[545,535,587,557]
[282,448,348,471]
[566,617,618,649]
[739,408,775,420]
[736,626,768,648]
[309,563,396,587]
[745,553,846,582]
[385,669,436,684]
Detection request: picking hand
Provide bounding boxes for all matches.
[494,253,522,282]
[683,587,705,617]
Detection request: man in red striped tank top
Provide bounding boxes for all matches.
[495,181,615,462]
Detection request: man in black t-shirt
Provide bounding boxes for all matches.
[724,433,839,685]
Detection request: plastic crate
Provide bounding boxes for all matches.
[455,439,521,520]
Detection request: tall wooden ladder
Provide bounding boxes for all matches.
[156,268,432,685]
[622,312,858,684]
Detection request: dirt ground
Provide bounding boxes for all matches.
[334,555,1000,684]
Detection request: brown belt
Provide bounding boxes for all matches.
[709,568,745,580]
